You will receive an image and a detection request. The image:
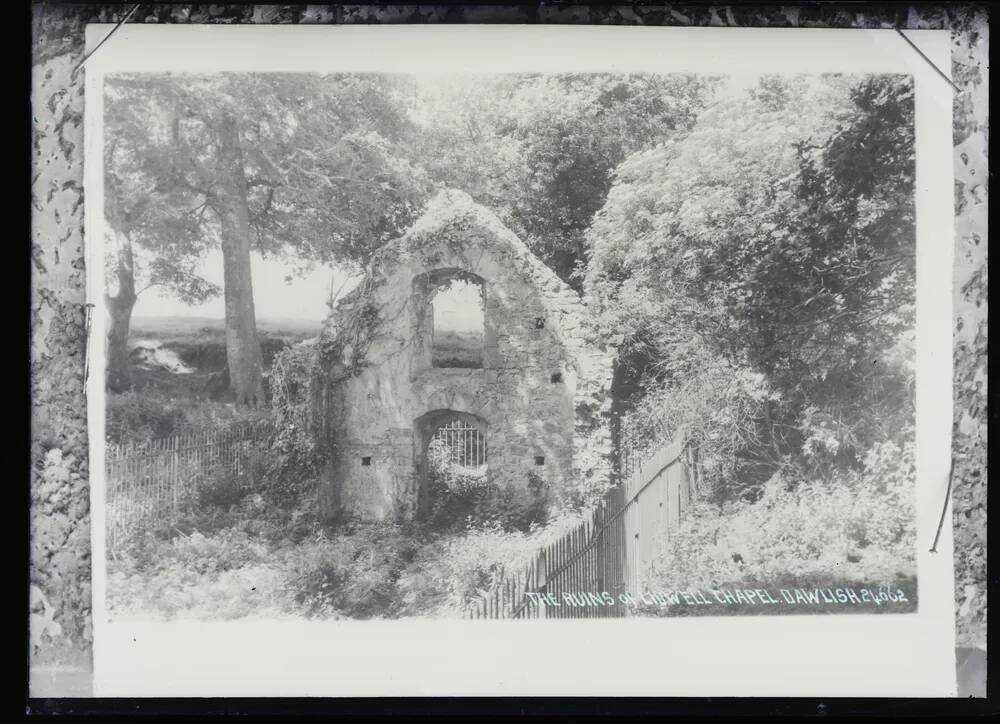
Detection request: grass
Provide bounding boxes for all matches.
[431,329,484,368]
[104,467,919,622]
[132,315,322,340]
[127,315,319,399]
[105,484,585,622]
[108,316,319,444]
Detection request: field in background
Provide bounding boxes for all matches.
[132,315,322,340]
[432,329,484,368]
[127,316,321,399]
[107,316,321,446]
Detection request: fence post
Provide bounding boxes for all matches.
[462,429,694,621]
[106,422,273,551]
[170,433,178,520]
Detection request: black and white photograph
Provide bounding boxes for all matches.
[74,23,964,698]
[100,67,921,622]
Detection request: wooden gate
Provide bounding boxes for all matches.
[467,430,695,619]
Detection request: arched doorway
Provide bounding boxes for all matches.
[414,410,489,519]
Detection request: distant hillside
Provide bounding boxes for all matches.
[132,316,323,341]
[121,316,323,402]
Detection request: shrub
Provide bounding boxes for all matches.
[106,389,268,447]
[195,460,251,510]
[623,352,786,502]
[107,490,324,621]
[107,559,288,621]
[394,527,517,615]
[473,472,552,531]
[642,432,917,593]
[624,342,916,507]
[106,524,292,622]
[424,469,552,533]
[395,509,583,616]
[106,486,585,622]
[281,523,422,619]
[106,391,189,444]
[267,342,328,507]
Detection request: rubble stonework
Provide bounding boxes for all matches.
[317,190,614,521]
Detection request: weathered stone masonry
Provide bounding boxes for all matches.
[317,190,614,521]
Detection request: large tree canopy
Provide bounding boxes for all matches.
[104,73,432,399]
[414,73,720,286]
[585,75,916,498]
[106,73,431,269]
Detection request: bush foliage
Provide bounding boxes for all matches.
[588,75,916,506]
[644,431,917,592]
[424,462,553,533]
[106,389,267,447]
[107,478,583,621]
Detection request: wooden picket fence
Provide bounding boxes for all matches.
[466,430,697,619]
[105,421,274,553]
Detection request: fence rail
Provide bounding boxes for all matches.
[105,421,274,552]
[467,430,694,619]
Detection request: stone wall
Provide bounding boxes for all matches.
[319,190,614,521]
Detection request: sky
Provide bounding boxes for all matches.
[132,250,485,332]
[433,279,485,333]
[134,251,489,338]
[130,73,768,325]
[133,251,360,322]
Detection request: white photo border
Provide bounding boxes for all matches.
[85,24,956,697]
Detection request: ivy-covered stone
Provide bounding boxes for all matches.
[315,190,614,522]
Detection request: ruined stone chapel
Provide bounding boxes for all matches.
[316,190,613,522]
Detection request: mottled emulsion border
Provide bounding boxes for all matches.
[29,2,988,693]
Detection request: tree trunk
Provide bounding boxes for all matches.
[105,238,136,392]
[215,112,265,407]
[104,169,136,392]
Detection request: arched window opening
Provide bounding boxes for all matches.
[429,275,485,368]
[427,418,488,490]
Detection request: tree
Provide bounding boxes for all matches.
[103,125,218,391]
[585,75,916,497]
[414,73,720,286]
[104,74,430,403]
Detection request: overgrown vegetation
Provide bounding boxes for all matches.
[424,465,554,534]
[591,75,915,486]
[266,340,329,503]
[108,334,579,621]
[106,318,314,446]
[643,433,917,595]
[587,75,917,589]
[106,469,582,621]
[106,73,920,621]
[106,389,267,447]
[586,76,916,604]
